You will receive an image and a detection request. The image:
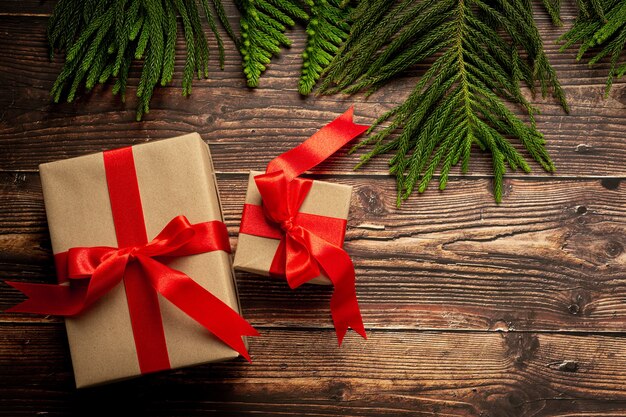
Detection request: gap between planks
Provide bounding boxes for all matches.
[0,168,624,181]
[3,319,626,337]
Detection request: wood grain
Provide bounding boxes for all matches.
[1,1,626,416]
[3,324,626,417]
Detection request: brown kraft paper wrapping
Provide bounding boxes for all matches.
[233,171,352,285]
[39,133,244,388]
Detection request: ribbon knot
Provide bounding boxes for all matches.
[279,218,296,233]
[114,246,138,259]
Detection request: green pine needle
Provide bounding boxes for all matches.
[321,0,568,204]
[560,0,626,97]
[238,0,309,87]
[298,0,351,95]
[48,0,232,120]
[540,0,563,26]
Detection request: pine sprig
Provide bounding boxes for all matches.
[298,0,351,95]
[320,0,568,204]
[238,0,309,87]
[540,0,563,26]
[559,0,626,96]
[48,0,233,120]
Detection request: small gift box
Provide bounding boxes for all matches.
[233,108,369,344]
[6,133,257,388]
[234,171,352,285]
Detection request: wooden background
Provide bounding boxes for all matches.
[1,1,625,416]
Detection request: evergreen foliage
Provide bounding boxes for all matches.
[298,0,351,95]
[540,0,563,26]
[560,0,626,95]
[319,0,569,204]
[44,0,621,203]
[238,0,309,87]
[237,0,351,91]
[47,0,235,120]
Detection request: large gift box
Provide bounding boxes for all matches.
[6,133,257,388]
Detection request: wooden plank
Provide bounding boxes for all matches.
[1,2,626,414]
[0,0,56,15]
[2,324,626,416]
[0,15,625,176]
[2,172,624,332]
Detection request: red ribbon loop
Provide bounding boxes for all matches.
[251,107,369,344]
[6,215,259,361]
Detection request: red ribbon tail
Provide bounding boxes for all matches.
[331,288,367,346]
[339,106,370,136]
[4,281,86,316]
[301,231,367,345]
[137,257,260,361]
[265,107,370,180]
[170,287,260,362]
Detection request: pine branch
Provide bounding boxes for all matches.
[539,0,563,26]
[213,0,239,44]
[48,0,232,120]
[321,0,568,204]
[560,0,626,96]
[200,0,226,69]
[299,0,351,95]
[238,0,309,87]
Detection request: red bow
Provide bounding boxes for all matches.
[6,215,259,361]
[247,107,369,344]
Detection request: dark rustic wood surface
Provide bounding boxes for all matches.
[1,2,625,416]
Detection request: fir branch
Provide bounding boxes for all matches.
[48,0,233,120]
[560,0,626,96]
[200,0,227,69]
[299,0,351,95]
[321,0,568,204]
[540,0,563,26]
[238,0,309,87]
[213,0,239,44]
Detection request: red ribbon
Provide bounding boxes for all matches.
[239,107,369,344]
[5,147,258,369]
